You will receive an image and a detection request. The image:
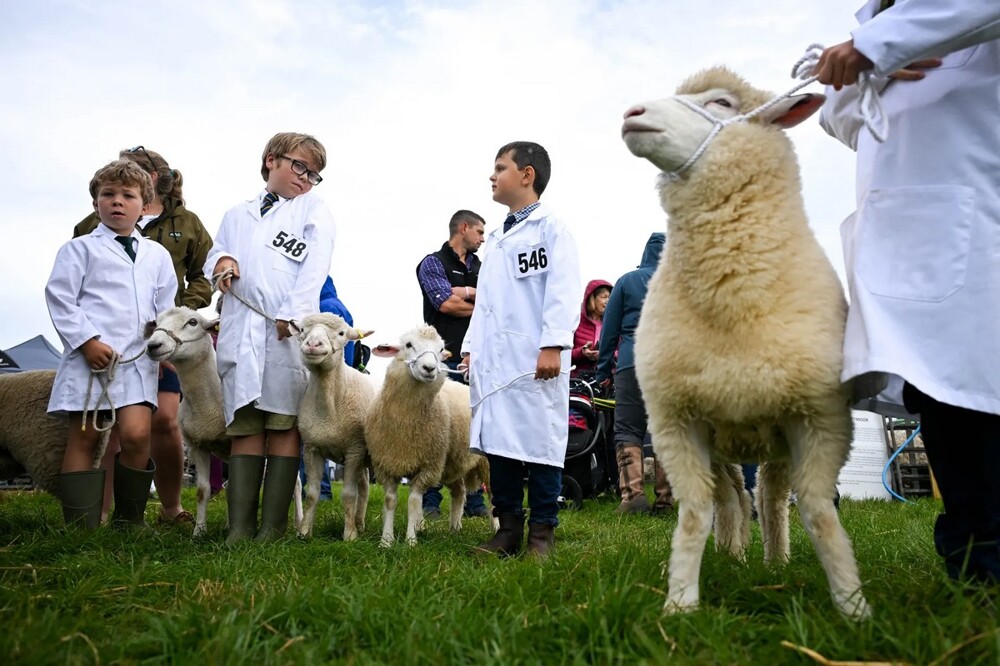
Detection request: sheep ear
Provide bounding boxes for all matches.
[143,321,156,339]
[762,92,825,129]
[348,328,374,341]
[373,344,400,358]
[441,350,452,361]
[203,318,220,332]
[288,320,303,336]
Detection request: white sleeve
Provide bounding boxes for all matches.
[45,241,100,351]
[852,1,1000,77]
[204,209,236,279]
[538,223,583,350]
[156,252,178,316]
[818,76,890,151]
[275,199,335,322]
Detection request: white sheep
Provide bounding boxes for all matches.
[365,325,494,547]
[621,66,870,619]
[145,306,302,538]
[294,313,375,540]
[0,370,106,495]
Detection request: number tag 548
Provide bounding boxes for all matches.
[269,230,309,263]
[514,242,551,279]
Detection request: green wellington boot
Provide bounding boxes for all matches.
[226,455,265,546]
[59,469,106,529]
[111,456,156,528]
[255,455,301,543]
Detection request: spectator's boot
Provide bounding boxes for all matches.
[526,522,556,559]
[652,458,674,514]
[614,443,649,514]
[59,469,106,529]
[255,455,300,542]
[111,456,156,528]
[226,455,265,546]
[472,512,524,557]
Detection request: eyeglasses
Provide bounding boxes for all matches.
[280,155,323,185]
[126,145,156,170]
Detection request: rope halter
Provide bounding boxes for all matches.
[666,43,887,182]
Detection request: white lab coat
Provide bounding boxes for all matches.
[461,203,582,466]
[205,191,335,424]
[46,224,177,414]
[820,0,1000,415]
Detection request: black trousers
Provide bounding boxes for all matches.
[903,383,1000,582]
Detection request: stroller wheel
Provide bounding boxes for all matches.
[558,476,585,512]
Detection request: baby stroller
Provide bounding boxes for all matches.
[560,374,617,510]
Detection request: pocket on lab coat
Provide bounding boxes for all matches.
[273,253,299,275]
[856,185,973,302]
[500,330,541,394]
[936,45,979,70]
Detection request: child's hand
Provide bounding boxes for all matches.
[535,347,562,380]
[213,258,240,293]
[80,338,116,370]
[458,354,471,382]
[276,319,292,340]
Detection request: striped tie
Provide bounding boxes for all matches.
[261,192,279,217]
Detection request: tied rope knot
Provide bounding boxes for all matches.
[666,43,887,181]
[81,348,147,433]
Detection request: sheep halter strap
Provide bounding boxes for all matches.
[666,43,887,182]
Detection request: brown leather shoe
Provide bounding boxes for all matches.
[614,443,650,514]
[472,512,523,557]
[526,522,555,559]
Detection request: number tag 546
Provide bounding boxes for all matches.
[269,230,309,263]
[514,242,551,279]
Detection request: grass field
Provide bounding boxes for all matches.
[1,486,998,665]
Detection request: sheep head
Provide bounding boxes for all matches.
[373,325,450,384]
[146,307,218,363]
[621,66,824,176]
[296,313,371,369]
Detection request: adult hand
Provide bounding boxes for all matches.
[535,347,562,380]
[276,320,292,341]
[81,338,115,370]
[213,258,240,294]
[813,39,874,90]
[583,348,599,361]
[889,58,942,81]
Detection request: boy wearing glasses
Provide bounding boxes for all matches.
[206,132,335,544]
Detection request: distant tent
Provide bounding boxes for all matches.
[0,335,63,373]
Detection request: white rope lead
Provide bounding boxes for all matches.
[667,43,887,181]
[81,348,146,433]
[212,268,278,324]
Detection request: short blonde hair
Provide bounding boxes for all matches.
[89,159,155,205]
[260,132,327,181]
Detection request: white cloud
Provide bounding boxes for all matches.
[0,0,862,373]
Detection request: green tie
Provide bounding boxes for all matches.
[115,235,136,262]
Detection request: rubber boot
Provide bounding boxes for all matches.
[226,455,265,546]
[111,456,156,528]
[652,458,674,514]
[472,512,524,557]
[59,469,106,529]
[255,455,300,543]
[526,522,556,559]
[614,443,649,514]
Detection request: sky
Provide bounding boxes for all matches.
[0,0,861,375]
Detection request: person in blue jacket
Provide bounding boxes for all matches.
[596,233,673,514]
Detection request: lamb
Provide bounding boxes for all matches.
[294,313,375,540]
[145,306,302,537]
[0,370,106,495]
[364,325,494,547]
[620,66,870,619]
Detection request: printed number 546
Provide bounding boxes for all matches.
[517,248,548,273]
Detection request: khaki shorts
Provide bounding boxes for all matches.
[226,404,297,437]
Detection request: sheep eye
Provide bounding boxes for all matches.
[405,342,413,349]
[186,318,198,327]
[712,98,733,108]
[338,331,345,337]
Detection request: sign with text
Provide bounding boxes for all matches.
[837,410,891,500]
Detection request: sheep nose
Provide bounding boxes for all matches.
[147,341,161,353]
[624,105,646,119]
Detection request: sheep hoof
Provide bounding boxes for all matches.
[192,526,207,539]
[343,530,358,542]
[406,537,418,547]
[379,537,394,548]
[836,595,872,621]
[663,599,698,616]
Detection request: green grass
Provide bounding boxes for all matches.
[1,487,998,665]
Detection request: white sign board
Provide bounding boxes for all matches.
[837,410,892,500]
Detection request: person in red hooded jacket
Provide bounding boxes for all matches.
[571,279,612,378]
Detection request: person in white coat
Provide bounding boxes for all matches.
[206,132,336,545]
[46,159,177,529]
[816,0,1000,582]
[465,141,582,559]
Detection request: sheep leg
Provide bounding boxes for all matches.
[356,468,370,533]
[446,479,466,533]
[712,463,750,560]
[341,451,365,541]
[757,460,791,565]
[654,419,714,614]
[293,474,303,530]
[405,483,425,546]
[299,448,324,538]
[785,415,871,620]
[379,475,398,547]
[190,445,212,538]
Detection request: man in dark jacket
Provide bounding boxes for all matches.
[596,232,673,514]
[416,210,489,518]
